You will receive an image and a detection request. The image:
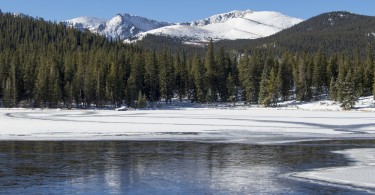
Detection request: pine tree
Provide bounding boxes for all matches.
[22,55,36,103]
[126,52,145,106]
[35,63,48,107]
[136,91,147,108]
[276,61,283,101]
[239,50,262,104]
[106,61,123,107]
[192,55,205,102]
[364,44,374,95]
[174,52,187,102]
[49,65,62,107]
[2,77,16,107]
[340,69,357,110]
[295,55,309,101]
[336,56,349,102]
[158,51,174,103]
[326,55,338,84]
[64,82,73,109]
[259,63,270,106]
[267,67,278,107]
[204,39,217,102]
[279,52,293,101]
[216,47,228,101]
[226,73,235,104]
[329,78,337,101]
[312,51,325,99]
[238,53,250,102]
[145,50,159,103]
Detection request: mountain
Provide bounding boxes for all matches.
[126,10,302,44]
[64,13,171,40]
[214,11,375,55]
[65,10,302,44]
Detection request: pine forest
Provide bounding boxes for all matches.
[0,12,374,110]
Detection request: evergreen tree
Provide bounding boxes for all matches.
[22,55,36,103]
[336,56,350,102]
[329,78,337,101]
[295,55,309,101]
[340,69,357,110]
[204,39,217,102]
[276,64,283,100]
[215,47,228,101]
[136,91,147,108]
[226,73,235,103]
[267,67,278,107]
[64,82,73,109]
[192,55,205,102]
[158,51,174,103]
[259,61,270,106]
[145,50,159,103]
[238,50,262,104]
[238,53,250,102]
[2,77,16,107]
[312,51,325,99]
[49,64,62,107]
[34,62,48,107]
[326,55,338,84]
[364,44,374,95]
[279,52,293,101]
[174,52,187,102]
[126,52,145,106]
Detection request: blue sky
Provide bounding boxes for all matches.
[0,0,374,22]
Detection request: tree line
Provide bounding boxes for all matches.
[0,12,374,109]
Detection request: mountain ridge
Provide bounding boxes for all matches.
[64,10,303,43]
[64,13,171,40]
[213,11,375,55]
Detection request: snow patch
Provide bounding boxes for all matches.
[368,32,375,38]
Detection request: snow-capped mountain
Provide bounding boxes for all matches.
[65,10,303,44]
[64,13,170,40]
[128,10,302,43]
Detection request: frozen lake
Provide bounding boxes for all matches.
[1,109,375,143]
[1,108,375,193]
[0,141,374,194]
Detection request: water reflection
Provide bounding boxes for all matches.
[0,141,373,194]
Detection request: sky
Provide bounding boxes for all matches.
[0,0,374,22]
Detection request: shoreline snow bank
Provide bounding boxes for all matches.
[292,148,375,191]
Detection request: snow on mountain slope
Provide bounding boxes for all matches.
[65,10,302,44]
[127,10,303,43]
[64,13,170,40]
[65,16,106,32]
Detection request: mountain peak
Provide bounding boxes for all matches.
[189,10,254,27]
[287,11,365,32]
[108,14,124,26]
[129,10,303,44]
[65,10,302,44]
[64,13,170,40]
